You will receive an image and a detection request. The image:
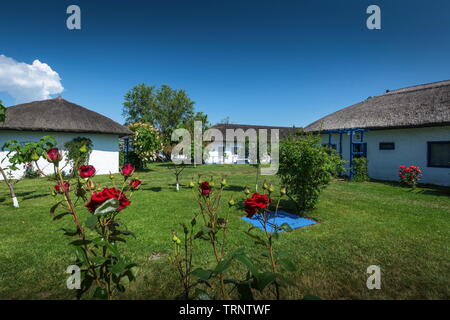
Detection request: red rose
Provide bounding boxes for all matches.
[54,181,70,194]
[244,193,272,218]
[47,148,62,163]
[121,163,135,177]
[78,165,96,178]
[86,188,131,213]
[129,179,142,190]
[199,181,212,196]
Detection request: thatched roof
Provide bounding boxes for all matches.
[0,97,132,136]
[304,80,450,132]
[211,123,297,141]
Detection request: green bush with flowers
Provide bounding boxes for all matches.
[45,147,142,300]
[399,165,422,187]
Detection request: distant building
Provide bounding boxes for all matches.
[0,97,132,179]
[304,80,450,186]
[204,123,296,164]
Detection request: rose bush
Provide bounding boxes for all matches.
[47,149,141,300]
[399,165,422,187]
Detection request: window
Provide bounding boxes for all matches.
[428,141,450,168]
[379,142,395,150]
[352,143,367,158]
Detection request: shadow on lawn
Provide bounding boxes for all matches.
[375,179,450,197]
[143,187,162,192]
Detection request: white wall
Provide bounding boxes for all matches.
[321,126,450,186]
[204,141,271,164]
[0,131,120,180]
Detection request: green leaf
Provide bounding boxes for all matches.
[191,268,213,281]
[110,261,127,277]
[70,239,91,246]
[91,256,107,265]
[92,237,107,247]
[94,198,119,216]
[107,242,120,258]
[74,247,88,265]
[50,201,63,215]
[237,282,255,300]
[254,272,276,291]
[52,212,70,221]
[214,258,233,274]
[278,258,297,272]
[234,252,258,275]
[85,215,97,230]
[60,228,79,236]
[93,287,108,300]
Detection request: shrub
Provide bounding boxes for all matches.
[352,157,369,182]
[127,123,163,168]
[278,133,343,213]
[64,137,93,175]
[399,165,421,187]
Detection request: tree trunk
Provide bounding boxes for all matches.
[0,167,19,208]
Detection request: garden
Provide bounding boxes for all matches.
[0,152,449,299]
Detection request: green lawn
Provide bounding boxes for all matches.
[0,163,449,300]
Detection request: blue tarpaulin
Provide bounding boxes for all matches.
[241,210,318,233]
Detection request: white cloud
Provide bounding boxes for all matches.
[0,54,64,103]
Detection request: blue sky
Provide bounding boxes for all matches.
[0,0,449,127]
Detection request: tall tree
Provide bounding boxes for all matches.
[123,84,206,159]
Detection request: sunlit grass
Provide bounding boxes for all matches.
[0,163,449,299]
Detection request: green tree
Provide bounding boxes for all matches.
[122,84,199,148]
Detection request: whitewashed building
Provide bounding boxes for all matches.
[204,123,295,164]
[0,97,132,179]
[304,80,450,186]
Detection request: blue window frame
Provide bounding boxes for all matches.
[427,141,450,168]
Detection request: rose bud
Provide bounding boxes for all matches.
[78,165,96,179]
[54,181,70,194]
[79,145,88,153]
[121,163,135,177]
[280,187,287,196]
[46,148,62,164]
[221,178,227,187]
[200,181,212,196]
[269,185,275,193]
[209,181,215,188]
[244,187,251,195]
[263,182,269,190]
[189,181,195,188]
[31,152,40,161]
[129,179,142,190]
[86,180,95,190]
[228,199,236,207]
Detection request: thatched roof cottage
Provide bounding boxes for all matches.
[305,80,450,186]
[0,97,132,179]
